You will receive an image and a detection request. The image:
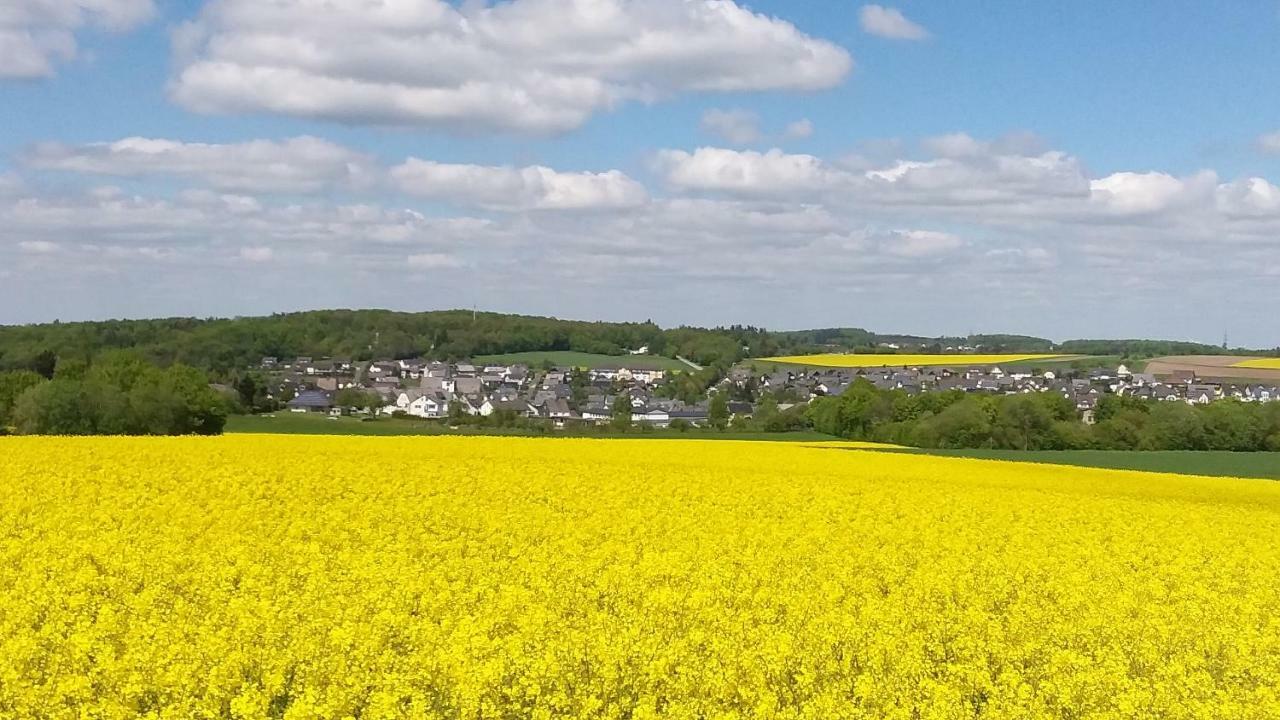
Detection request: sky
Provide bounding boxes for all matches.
[1,1,1279,346]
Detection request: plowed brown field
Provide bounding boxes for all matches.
[1146,356,1280,382]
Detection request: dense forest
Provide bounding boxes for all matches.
[0,310,1274,378]
[0,310,768,373]
[0,351,227,436]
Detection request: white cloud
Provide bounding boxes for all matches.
[1258,130,1280,155]
[1216,177,1280,218]
[407,253,463,269]
[700,108,762,145]
[169,0,853,133]
[18,239,59,254]
[5,131,1280,344]
[237,246,273,262]
[658,147,851,197]
[1088,171,1215,217]
[864,151,1091,208]
[783,119,814,140]
[25,136,374,193]
[881,229,963,257]
[859,5,929,41]
[0,0,154,79]
[390,158,647,211]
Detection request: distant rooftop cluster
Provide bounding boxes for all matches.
[260,355,1278,428]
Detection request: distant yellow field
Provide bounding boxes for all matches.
[1233,358,1280,370]
[3,435,1280,717]
[761,352,1067,367]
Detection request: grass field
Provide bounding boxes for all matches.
[757,353,1071,369]
[6,435,1280,716]
[470,350,688,371]
[896,448,1280,480]
[224,413,837,442]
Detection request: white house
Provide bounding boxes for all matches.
[631,408,670,427]
[389,390,449,418]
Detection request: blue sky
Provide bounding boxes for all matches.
[2,1,1279,345]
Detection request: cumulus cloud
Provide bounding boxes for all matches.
[24,136,375,193]
[5,130,1280,343]
[657,147,851,197]
[859,5,929,41]
[700,108,762,145]
[390,159,648,211]
[0,0,155,79]
[1088,171,1215,217]
[169,0,853,133]
[1216,177,1280,218]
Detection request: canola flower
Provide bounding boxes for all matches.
[760,353,1068,368]
[1232,358,1280,370]
[2,435,1280,719]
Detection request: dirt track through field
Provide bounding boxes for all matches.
[1145,356,1280,382]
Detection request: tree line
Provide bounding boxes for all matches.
[0,310,772,374]
[0,351,228,436]
[798,381,1280,452]
[2,311,1274,380]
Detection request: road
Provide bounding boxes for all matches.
[676,355,703,371]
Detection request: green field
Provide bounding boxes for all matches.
[470,351,688,371]
[894,448,1280,480]
[225,413,835,442]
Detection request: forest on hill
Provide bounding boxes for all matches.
[0,310,1273,376]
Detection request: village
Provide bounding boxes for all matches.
[266,355,1280,428]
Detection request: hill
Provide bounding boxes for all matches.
[0,309,1273,376]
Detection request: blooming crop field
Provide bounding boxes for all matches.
[1233,358,1280,370]
[3,437,1280,719]
[760,353,1067,368]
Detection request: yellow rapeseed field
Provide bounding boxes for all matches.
[760,354,1068,368]
[3,436,1280,719]
[1233,358,1280,370]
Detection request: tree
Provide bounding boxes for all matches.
[12,380,127,435]
[87,350,152,392]
[158,365,226,435]
[1199,401,1265,451]
[911,397,992,448]
[1049,420,1093,450]
[30,350,57,380]
[127,381,186,435]
[336,387,379,412]
[1140,402,1205,450]
[708,393,729,430]
[1093,416,1142,450]
[235,374,263,410]
[992,394,1055,450]
[1095,394,1149,423]
[53,357,90,381]
[0,371,44,426]
[806,396,842,437]
[754,393,780,431]
[610,394,633,431]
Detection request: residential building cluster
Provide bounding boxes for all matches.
[263,356,1279,427]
